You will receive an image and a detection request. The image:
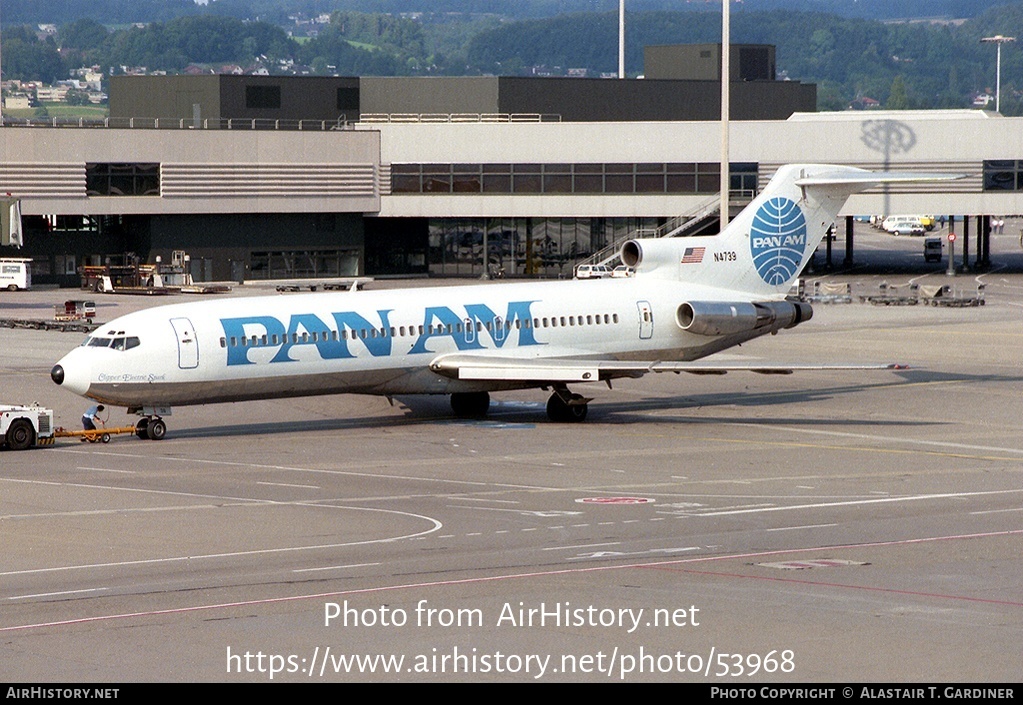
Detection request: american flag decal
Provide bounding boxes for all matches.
[681,247,705,264]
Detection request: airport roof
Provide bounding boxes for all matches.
[787,109,992,122]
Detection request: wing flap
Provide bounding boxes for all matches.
[430,353,903,383]
[454,364,600,382]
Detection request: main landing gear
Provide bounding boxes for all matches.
[449,386,591,422]
[450,391,491,418]
[545,386,590,423]
[134,415,167,441]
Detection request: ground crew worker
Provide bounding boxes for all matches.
[82,404,105,439]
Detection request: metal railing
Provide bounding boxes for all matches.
[0,112,565,129]
[358,113,562,124]
[573,190,757,268]
[0,116,354,131]
[576,194,724,268]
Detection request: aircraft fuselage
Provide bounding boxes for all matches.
[53,277,769,409]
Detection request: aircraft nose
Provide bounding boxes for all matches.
[52,350,93,397]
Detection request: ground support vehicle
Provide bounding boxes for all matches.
[920,284,986,307]
[53,300,96,322]
[805,281,853,304]
[0,258,32,290]
[859,282,920,306]
[53,425,141,444]
[1,404,55,450]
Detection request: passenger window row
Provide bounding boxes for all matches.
[533,313,620,328]
[218,312,621,348]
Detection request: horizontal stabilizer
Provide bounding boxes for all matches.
[795,171,966,188]
[795,170,968,202]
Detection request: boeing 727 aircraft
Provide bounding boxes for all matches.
[50,164,958,439]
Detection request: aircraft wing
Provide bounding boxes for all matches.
[428,353,904,383]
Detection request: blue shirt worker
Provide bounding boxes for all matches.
[82,404,105,431]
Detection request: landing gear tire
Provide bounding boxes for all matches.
[5,418,35,451]
[146,418,167,441]
[450,391,490,418]
[135,417,150,439]
[546,393,588,423]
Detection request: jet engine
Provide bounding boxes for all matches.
[620,238,683,275]
[676,300,813,337]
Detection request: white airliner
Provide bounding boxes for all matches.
[50,164,957,439]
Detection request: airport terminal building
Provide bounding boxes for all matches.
[2,58,1022,286]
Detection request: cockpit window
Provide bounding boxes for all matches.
[83,335,140,350]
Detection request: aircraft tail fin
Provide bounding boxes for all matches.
[621,164,964,297]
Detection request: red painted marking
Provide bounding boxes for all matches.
[3,529,1020,633]
[578,497,654,504]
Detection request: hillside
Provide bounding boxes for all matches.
[3,1,1023,113]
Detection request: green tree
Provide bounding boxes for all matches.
[65,89,92,106]
[807,28,836,71]
[1,28,66,83]
[95,16,296,71]
[886,75,910,109]
[298,24,408,76]
[59,18,109,53]
[816,80,847,111]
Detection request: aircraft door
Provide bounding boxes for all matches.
[170,317,199,369]
[636,301,653,339]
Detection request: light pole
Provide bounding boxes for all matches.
[720,0,730,229]
[981,35,1015,114]
[1,1,4,125]
[618,0,625,79]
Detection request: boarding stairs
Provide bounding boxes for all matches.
[579,193,728,269]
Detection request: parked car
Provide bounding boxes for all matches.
[574,264,612,279]
[881,215,926,236]
[611,265,635,278]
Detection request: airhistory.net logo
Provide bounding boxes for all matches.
[749,197,808,285]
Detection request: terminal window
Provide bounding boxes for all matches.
[246,85,282,110]
[982,160,1023,191]
[249,249,359,279]
[337,87,359,111]
[85,163,160,197]
[391,162,756,196]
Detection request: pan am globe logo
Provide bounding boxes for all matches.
[749,197,809,285]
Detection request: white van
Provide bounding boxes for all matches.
[574,264,612,279]
[0,258,32,291]
[881,216,926,236]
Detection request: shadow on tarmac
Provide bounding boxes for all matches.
[148,369,1023,441]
